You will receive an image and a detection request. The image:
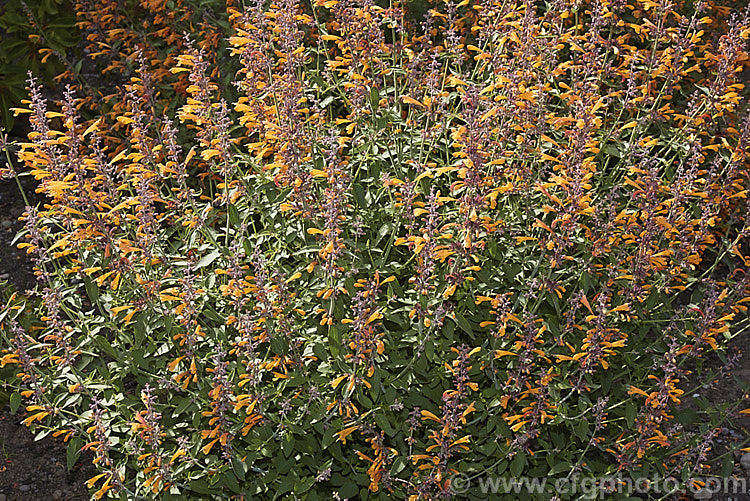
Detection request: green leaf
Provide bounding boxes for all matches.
[548,461,572,476]
[374,413,395,436]
[390,455,406,475]
[278,474,294,495]
[294,476,315,494]
[189,479,212,495]
[133,312,146,347]
[370,86,380,110]
[424,336,434,361]
[550,431,565,450]
[196,250,220,269]
[83,276,99,305]
[510,452,527,477]
[228,203,240,226]
[675,408,698,424]
[282,432,295,458]
[94,336,119,359]
[339,483,360,498]
[721,454,734,478]
[67,436,83,470]
[353,183,366,207]
[625,402,636,428]
[453,313,473,335]
[274,455,295,475]
[172,397,194,417]
[243,238,254,256]
[222,471,242,493]
[328,325,341,358]
[575,420,589,440]
[9,391,21,414]
[603,142,622,158]
[232,457,246,481]
[496,460,508,475]
[322,425,337,449]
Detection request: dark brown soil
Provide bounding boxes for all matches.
[0,174,37,293]
[677,328,750,501]
[0,409,94,501]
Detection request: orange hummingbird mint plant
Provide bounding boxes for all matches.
[1,0,750,498]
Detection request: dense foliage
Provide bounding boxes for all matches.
[2,0,750,499]
[0,0,79,131]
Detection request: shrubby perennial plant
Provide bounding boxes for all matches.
[2,0,750,498]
